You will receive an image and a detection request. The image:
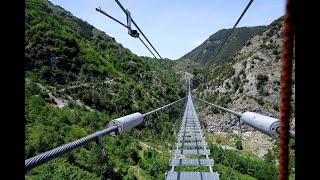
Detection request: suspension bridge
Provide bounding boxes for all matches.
[25,78,295,179]
[165,80,219,179]
[25,0,295,179]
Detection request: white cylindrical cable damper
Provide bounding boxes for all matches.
[108,112,144,135]
[240,112,280,139]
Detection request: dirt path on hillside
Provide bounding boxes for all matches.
[139,141,163,154]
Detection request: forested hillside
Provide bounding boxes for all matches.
[25,0,185,179]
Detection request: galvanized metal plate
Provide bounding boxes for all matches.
[172,149,210,155]
[179,129,202,133]
[169,159,214,166]
[175,142,207,147]
[177,133,204,137]
[177,137,205,141]
[166,172,219,180]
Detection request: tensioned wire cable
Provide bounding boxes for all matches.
[96,2,160,59]
[210,0,254,65]
[114,0,163,60]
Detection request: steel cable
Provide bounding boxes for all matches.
[210,0,254,65]
[114,0,163,59]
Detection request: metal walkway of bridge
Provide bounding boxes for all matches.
[165,87,219,180]
[25,78,294,177]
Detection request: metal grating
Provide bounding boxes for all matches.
[179,129,202,133]
[167,91,219,179]
[172,149,210,155]
[177,137,205,141]
[166,172,219,180]
[177,132,203,137]
[169,159,214,166]
[175,142,207,147]
[181,122,200,125]
[181,125,201,128]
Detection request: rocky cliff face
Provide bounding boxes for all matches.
[194,16,295,157]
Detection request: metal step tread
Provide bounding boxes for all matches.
[181,125,201,127]
[181,123,200,125]
[180,127,202,130]
[179,129,203,133]
[181,122,200,124]
[177,132,204,137]
[169,158,214,166]
[176,142,207,147]
[180,122,200,124]
[181,124,201,127]
[166,171,219,180]
[177,137,205,141]
[172,149,210,155]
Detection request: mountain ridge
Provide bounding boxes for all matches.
[179,26,267,66]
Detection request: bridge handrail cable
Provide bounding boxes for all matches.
[193,96,295,139]
[193,96,243,117]
[25,96,186,171]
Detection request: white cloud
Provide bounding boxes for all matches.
[192,39,206,46]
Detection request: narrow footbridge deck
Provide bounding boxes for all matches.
[165,91,219,180]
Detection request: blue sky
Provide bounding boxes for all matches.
[49,0,285,60]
